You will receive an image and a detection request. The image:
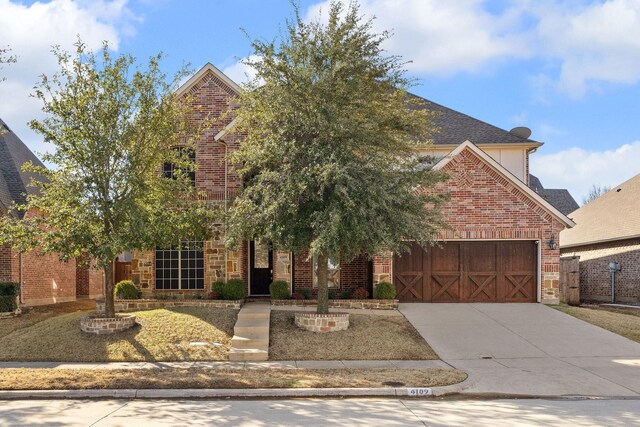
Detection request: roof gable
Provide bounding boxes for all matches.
[561,173,640,248]
[174,63,241,99]
[434,141,575,228]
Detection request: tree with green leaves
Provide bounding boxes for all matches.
[226,1,449,314]
[0,41,215,318]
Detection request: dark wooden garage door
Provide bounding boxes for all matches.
[393,241,537,303]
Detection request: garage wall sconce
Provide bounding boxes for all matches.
[547,239,557,250]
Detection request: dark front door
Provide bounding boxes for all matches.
[250,240,273,295]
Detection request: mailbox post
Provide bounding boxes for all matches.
[608,261,621,303]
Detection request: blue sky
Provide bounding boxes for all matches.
[1,0,640,203]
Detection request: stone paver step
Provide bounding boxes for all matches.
[234,318,269,335]
[231,335,269,349]
[237,311,271,320]
[228,348,269,362]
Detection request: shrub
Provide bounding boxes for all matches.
[297,288,312,300]
[114,280,141,299]
[339,289,353,300]
[328,289,337,300]
[208,281,225,299]
[291,292,305,300]
[269,280,290,300]
[222,279,246,300]
[353,287,369,299]
[375,281,396,299]
[0,282,20,313]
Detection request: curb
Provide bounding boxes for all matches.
[0,384,465,400]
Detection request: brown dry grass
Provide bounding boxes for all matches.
[0,300,96,339]
[269,311,438,360]
[553,305,640,344]
[0,368,466,390]
[0,307,238,362]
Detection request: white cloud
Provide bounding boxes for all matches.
[0,0,139,157]
[306,0,529,76]
[532,0,640,97]
[530,141,640,204]
[221,55,261,86]
[305,0,640,97]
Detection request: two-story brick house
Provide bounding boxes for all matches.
[131,64,574,304]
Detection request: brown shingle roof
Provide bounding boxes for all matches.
[528,174,579,216]
[0,119,45,218]
[560,173,640,248]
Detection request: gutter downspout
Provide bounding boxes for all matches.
[218,139,229,282]
[19,252,23,304]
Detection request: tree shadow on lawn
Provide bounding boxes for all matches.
[0,307,238,362]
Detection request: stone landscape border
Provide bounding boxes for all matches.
[80,314,137,335]
[294,312,350,333]
[96,299,244,313]
[272,299,398,310]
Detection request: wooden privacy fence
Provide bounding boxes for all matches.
[560,256,580,305]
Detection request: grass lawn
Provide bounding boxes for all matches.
[0,300,96,339]
[0,307,238,362]
[0,368,466,390]
[552,304,640,344]
[269,310,438,360]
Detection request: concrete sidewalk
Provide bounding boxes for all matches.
[400,303,640,397]
[0,359,450,370]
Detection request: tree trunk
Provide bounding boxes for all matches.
[316,252,329,314]
[103,262,115,318]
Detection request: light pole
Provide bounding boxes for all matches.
[608,261,621,303]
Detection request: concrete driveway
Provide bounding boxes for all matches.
[400,303,640,397]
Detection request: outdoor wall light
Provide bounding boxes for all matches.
[547,239,557,250]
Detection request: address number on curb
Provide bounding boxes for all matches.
[407,388,432,396]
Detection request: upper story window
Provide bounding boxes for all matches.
[163,147,196,184]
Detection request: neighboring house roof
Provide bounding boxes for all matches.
[434,141,575,228]
[410,94,541,147]
[560,173,640,248]
[0,119,45,219]
[528,174,579,216]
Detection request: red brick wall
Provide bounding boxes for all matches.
[88,268,104,299]
[184,69,241,201]
[0,244,20,283]
[561,238,640,302]
[293,250,370,297]
[21,250,77,306]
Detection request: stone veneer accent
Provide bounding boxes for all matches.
[295,312,350,333]
[271,299,398,310]
[131,237,245,297]
[96,299,243,313]
[80,314,136,335]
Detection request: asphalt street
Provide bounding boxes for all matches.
[0,398,639,426]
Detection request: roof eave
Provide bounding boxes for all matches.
[560,233,640,249]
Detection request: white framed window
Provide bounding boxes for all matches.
[155,240,204,290]
[312,255,340,288]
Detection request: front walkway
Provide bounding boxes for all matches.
[400,303,640,397]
